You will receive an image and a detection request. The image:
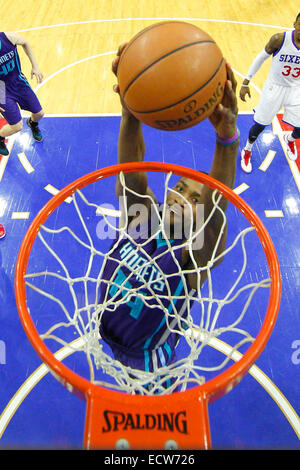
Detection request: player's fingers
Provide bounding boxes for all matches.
[223,78,235,104]
[223,81,238,116]
[112,42,128,75]
[224,62,237,92]
[117,42,128,57]
[112,55,120,75]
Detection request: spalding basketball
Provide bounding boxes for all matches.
[117,21,226,131]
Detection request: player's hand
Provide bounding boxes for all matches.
[239,85,251,102]
[0,106,5,113]
[111,42,127,90]
[31,68,43,84]
[209,62,238,140]
[112,43,137,118]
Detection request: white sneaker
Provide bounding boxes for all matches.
[241,148,252,173]
[283,133,297,161]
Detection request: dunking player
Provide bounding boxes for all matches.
[0,31,44,156]
[98,44,239,389]
[240,12,300,173]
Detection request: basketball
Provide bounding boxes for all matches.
[117,21,227,131]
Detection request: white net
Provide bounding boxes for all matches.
[24,170,271,395]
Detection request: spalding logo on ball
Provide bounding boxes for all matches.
[117,21,226,131]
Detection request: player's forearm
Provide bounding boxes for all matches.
[116,111,148,199]
[201,138,238,247]
[22,42,40,69]
[242,49,270,84]
[209,139,239,191]
[208,114,239,192]
[118,111,145,165]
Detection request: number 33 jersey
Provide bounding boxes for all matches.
[269,30,300,86]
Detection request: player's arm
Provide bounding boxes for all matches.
[239,33,284,102]
[207,64,239,193]
[5,31,43,83]
[112,44,156,221]
[186,63,239,288]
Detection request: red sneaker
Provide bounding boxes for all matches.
[0,224,5,239]
[241,148,252,173]
[283,134,297,161]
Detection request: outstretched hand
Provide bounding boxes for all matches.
[112,42,134,116]
[111,43,127,89]
[208,62,238,140]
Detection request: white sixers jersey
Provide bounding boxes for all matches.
[267,30,300,86]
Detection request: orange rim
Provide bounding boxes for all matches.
[14,162,281,448]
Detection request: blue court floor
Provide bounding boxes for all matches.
[0,114,299,449]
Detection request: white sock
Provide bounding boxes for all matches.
[287,133,295,142]
[245,140,254,150]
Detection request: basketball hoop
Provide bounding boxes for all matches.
[15,162,281,449]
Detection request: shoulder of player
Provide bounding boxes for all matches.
[4,31,26,46]
[265,32,285,54]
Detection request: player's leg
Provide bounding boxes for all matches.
[283,128,300,161]
[16,83,44,142]
[26,109,44,142]
[241,83,283,173]
[0,98,23,155]
[282,89,300,161]
[241,123,265,173]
